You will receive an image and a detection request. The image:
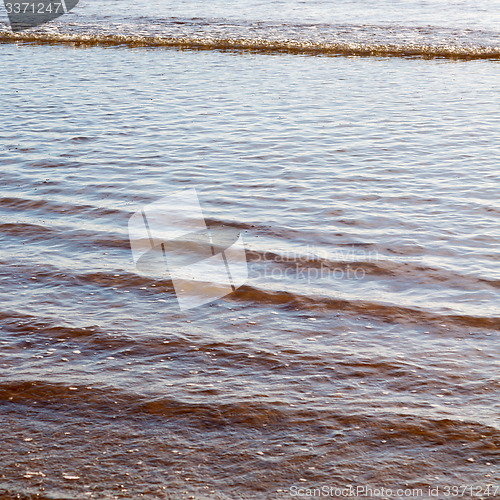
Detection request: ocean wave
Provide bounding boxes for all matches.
[231,285,500,329]
[2,378,500,439]
[0,26,499,59]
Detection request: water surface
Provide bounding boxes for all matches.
[0,4,500,499]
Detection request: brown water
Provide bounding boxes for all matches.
[0,35,499,499]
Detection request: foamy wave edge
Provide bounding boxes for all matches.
[1,31,499,59]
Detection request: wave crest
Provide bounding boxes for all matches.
[1,30,499,59]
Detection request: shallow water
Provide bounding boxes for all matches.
[0,0,499,57]
[0,4,500,499]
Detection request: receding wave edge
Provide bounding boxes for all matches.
[1,31,499,59]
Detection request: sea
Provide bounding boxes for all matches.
[0,0,499,498]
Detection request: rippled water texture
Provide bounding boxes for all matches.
[0,17,499,500]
